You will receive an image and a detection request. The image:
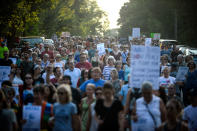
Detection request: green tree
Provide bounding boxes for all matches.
[118,0,197,47]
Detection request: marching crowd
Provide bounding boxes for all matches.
[0,37,197,131]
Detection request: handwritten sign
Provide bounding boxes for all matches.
[0,66,11,88]
[145,38,152,46]
[23,105,42,131]
[130,45,160,90]
[132,28,140,38]
[176,66,189,81]
[97,43,105,56]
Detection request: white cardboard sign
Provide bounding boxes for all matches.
[0,66,11,88]
[97,43,105,56]
[22,105,42,131]
[130,45,160,90]
[132,28,140,38]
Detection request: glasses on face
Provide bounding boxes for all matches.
[57,91,65,95]
[95,92,102,96]
[25,77,32,80]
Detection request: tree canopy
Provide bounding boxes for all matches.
[0,0,109,40]
[118,0,197,47]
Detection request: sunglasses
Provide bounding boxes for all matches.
[57,92,65,95]
[95,92,102,95]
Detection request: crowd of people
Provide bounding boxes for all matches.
[0,37,197,131]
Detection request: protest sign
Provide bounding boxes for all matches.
[130,45,160,90]
[10,58,17,64]
[151,33,161,40]
[145,38,152,46]
[128,36,133,41]
[52,34,58,42]
[153,33,161,40]
[176,66,189,81]
[23,105,42,131]
[61,32,70,37]
[97,43,105,56]
[0,66,11,88]
[132,28,140,38]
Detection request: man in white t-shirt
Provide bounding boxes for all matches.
[64,60,81,88]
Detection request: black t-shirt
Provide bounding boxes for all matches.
[20,61,34,75]
[95,99,123,131]
[33,76,44,86]
[71,87,82,114]
[0,58,13,66]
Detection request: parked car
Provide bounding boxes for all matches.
[179,46,190,55]
[19,36,45,48]
[176,44,187,48]
[159,39,178,48]
[44,39,54,45]
[185,48,197,55]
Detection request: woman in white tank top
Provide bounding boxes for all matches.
[132,81,166,131]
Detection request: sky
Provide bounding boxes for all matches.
[97,0,129,29]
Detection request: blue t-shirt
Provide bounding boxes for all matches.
[80,79,105,92]
[74,51,80,62]
[124,65,130,82]
[186,70,197,89]
[183,105,197,131]
[122,51,128,64]
[118,70,124,80]
[88,49,96,61]
[119,84,129,106]
[53,102,77,131]
[108,48,112,53]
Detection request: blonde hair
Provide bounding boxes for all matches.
[57,84,72,103]
[111,69,119,79]
[86,83,95,91]
[92,67,101,73]
[107,56,116,64]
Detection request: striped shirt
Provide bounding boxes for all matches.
[102,66,115,80]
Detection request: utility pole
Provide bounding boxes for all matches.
[174,9,178,40]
